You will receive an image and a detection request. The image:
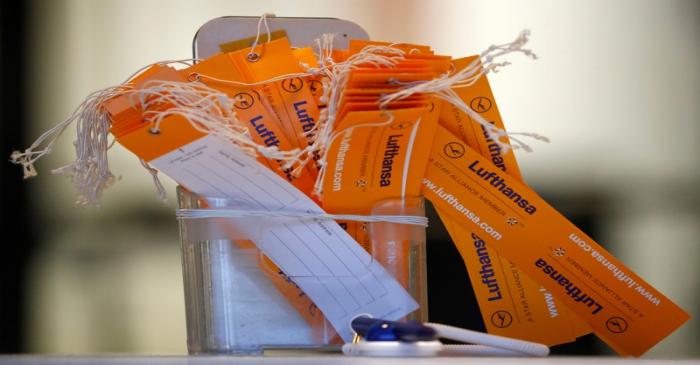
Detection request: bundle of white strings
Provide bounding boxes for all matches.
[304,31,547,196]
[296,34,407,196]
[380,30,549,154]
[137,79,298,162]
[7,41,401,205]
[9,60,198,205]
[190,33,411,196]
[9,85,128,205]
[9,59,301,205]
[9,29,545,207]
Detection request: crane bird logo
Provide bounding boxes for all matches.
[444,142,465,159]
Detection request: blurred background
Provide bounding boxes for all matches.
[1,0,698,357]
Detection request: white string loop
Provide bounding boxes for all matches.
[247,13,274,62]
[139,158,167,203]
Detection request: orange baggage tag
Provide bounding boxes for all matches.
[323,104,440,310]
[331,49,349,62]
[322,102,440,219]
[348,39,433,55]
[336,100,428,125]
[343,85,421,94]
[438,57,524,180]
[423,125,690,356]
[347,40,452,75]
[343,95,424,105]
[393,56,453,75]
[438,213,580,345]
[183,53,316,193]
[344,87,403,96]
[103,66,209,161]
[331,55,440,248]
[434,56,590,344]
[292,47,326,107]
[324,106,439,211]
[228,37,322,170]
[352,65,432,73]
[107,65,184,138]
[348,71,436,86]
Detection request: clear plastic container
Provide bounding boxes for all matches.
[177,186,427,354]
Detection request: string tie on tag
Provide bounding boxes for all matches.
[380,30,545,155]
[247,13,274,62]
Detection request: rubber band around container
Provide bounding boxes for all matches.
[176,208,428,227]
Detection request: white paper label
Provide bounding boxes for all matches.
[151,135,418,341]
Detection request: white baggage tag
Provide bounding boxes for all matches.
[151,134,418,341]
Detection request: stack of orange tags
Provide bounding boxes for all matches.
[10,30,690,356]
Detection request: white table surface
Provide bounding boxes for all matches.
[0,356,698,365]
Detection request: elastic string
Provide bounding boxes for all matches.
[176,208,428,227]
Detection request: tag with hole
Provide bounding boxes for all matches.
[424,125,690,356]
[433,56,591,345]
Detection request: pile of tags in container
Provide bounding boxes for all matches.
[11,27,689,357]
